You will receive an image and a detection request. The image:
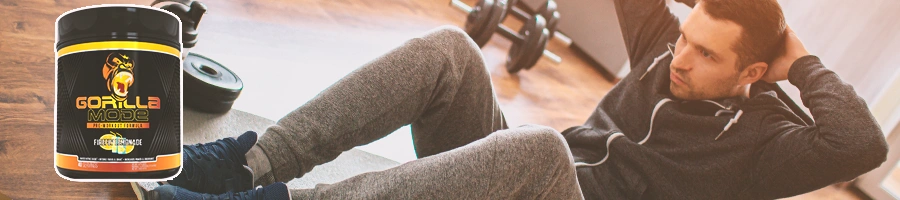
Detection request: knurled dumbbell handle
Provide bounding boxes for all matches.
[509,4,530,22]
[451,0,562,64]
[498,25,524,43]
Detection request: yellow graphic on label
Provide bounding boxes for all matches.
[105,53,134,101]
[94,131,141,154]
[76,52,161,129]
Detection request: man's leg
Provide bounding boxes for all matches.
[290,125,584,199]
[249,25,508,185]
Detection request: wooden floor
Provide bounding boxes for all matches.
[0,0,874,199]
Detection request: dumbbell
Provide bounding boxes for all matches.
[451,0,561,73]
[152,0,245,114]
[503,0,559,39]
[152,0,205,54]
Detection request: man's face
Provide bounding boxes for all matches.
[669,2,745,100]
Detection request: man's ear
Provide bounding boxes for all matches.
[739,62,768,85]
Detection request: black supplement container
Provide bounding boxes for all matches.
[55,5,183,181]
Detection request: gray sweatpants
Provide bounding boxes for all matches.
[251,26,583,199]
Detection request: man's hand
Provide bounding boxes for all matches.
[762,26,810,83]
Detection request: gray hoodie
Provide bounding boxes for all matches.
[560,0,889,199]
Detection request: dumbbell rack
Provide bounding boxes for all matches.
[451,0,563,73]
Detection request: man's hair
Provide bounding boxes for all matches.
[699,0,786,70]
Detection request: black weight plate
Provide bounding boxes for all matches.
[506,14,545,74]
[473,0,506,47]
[524,27,550,70]
[505,18,530,73]
[538,0,559,38]
[183,52,243,113]
[465,0,494,43]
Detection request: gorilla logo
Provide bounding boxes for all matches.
[103,53,135,101]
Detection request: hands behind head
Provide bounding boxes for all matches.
[761,26,810,83]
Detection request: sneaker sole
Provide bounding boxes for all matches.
[131,181,166,200]
[131,165,255,199]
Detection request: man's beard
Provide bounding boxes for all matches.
[670,70,741,100]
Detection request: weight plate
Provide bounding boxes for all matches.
[506,14,546,74]
[505,24,528,72]
[538,0,559,38]
[525,27,550,70]
[183,52,243,113]
[474,0,506,47]
[465,0,494,43]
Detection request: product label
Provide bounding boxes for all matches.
[56,41,181,174]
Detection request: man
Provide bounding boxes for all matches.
[146,26,582,199]
[566,0,887,198]
[143,0,888,199]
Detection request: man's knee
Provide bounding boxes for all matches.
[417,26,482,60]
[429,25,477,49]
[500,125,574,164]
[408,25,490,84]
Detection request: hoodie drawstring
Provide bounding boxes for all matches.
[639,98,673,144]
[575,98,745,167]
[574,133,625,167]
[639,52,672,81]
[574,99,673,167]
[715,110,743,140]
[703,99,743,140]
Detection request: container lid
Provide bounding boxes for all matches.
[56,5,182,50]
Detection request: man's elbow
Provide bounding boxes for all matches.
[828,132,889,183]
[850,132,889,174]
[868,134,889,169]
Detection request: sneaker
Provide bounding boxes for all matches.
[146,182,290,200]
[168,131,259,194]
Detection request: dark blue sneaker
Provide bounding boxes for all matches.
[147,182,290,200]
[168,131,259,194]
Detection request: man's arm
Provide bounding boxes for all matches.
[746,28,888,197]
[612,0,686,68]
[745,56,888,198]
